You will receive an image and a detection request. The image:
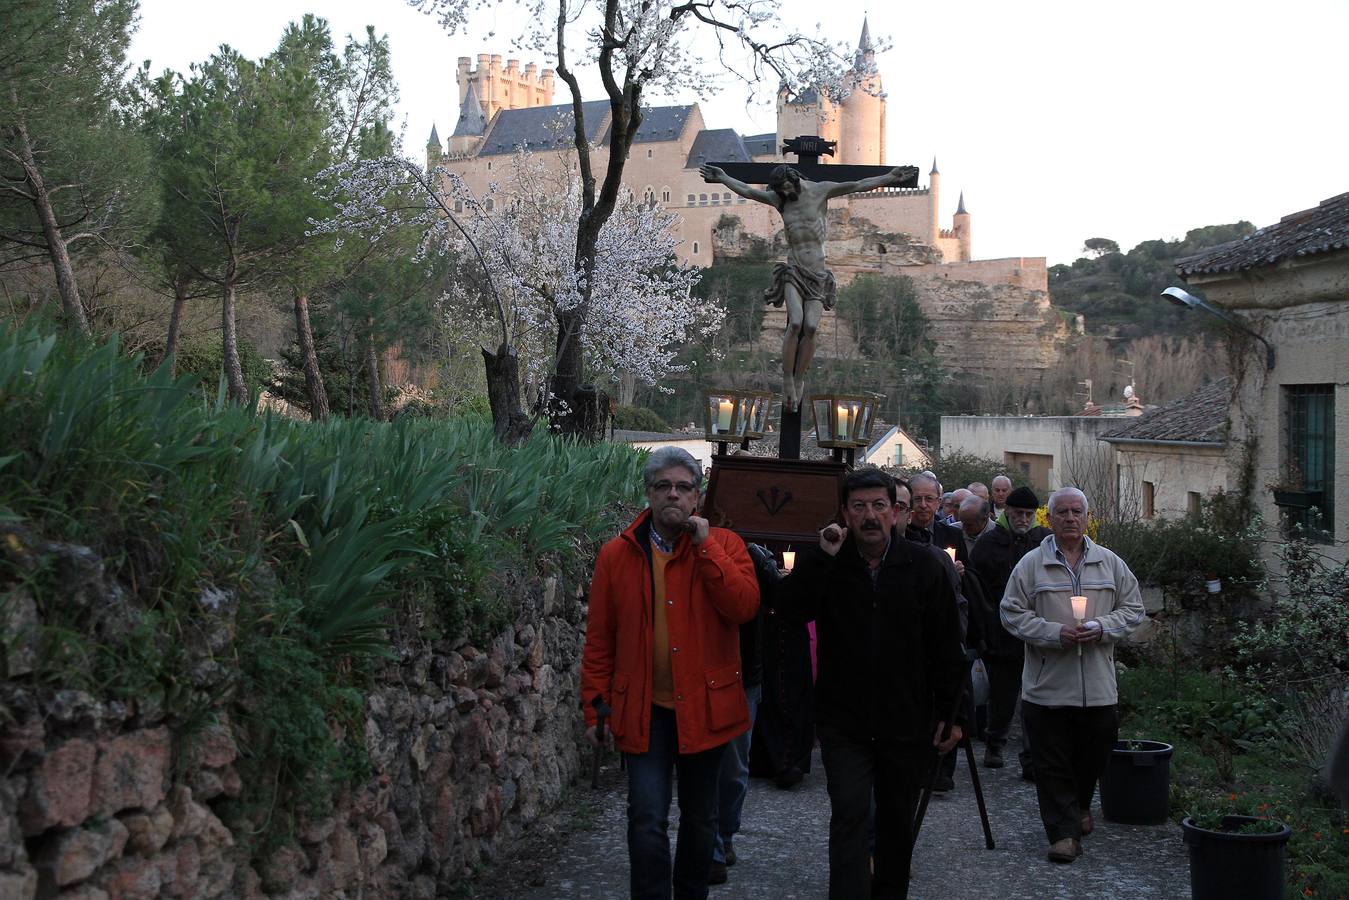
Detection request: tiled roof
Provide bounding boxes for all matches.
[451,82,487,137]
[1176,191,1349,276]
[685,128,752,168]
[477,100,610,156]
[602,104,695,146]
[744,133,777,156]
[612,428,701,443]
[1101,379,1231,445]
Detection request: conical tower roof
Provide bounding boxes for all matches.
[428,123,440,147]
[452,81,488,137]
[930,156,939,175]
[956,191,968,215]
[854,17,874,70]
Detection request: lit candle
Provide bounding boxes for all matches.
[1070,595,1088,658]
[782,551,796,572]
[944,547,957,562]
[717,399,732,433]
[835,405,848,440]
[1070,595,1088,622]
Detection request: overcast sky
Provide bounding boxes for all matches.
[129,0,1348,266]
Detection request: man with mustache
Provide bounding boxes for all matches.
[777,468,966,898]
[581,446,760,899]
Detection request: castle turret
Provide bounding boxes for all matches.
[776,85,839,161]
[426,123,442,169]
[448,81,487,156]
[954,191,972,261]
[838,17,884,165]
[457,52,555,124]
[929,157,941,245]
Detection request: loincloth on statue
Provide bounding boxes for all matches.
[763,262,837,311]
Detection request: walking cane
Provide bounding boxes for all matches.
[590,696,612,789]
[911,677,996,851]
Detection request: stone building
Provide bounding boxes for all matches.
[1101,379,1232,520]
[426,20,973,269]
[1175,190,1349,566]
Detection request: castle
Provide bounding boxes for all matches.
[426,20,1074,373]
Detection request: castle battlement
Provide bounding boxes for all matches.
[856,186,930,198]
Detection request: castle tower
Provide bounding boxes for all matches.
[928,157,941,245]
[426,123,442,170]
[839,17,884,165]
[954,191,972,261]
[776,83,840,160]
[456,53,554,124]
[448,80,487,156]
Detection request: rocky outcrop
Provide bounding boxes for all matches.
[1,546,593,899]
[712,210,1076,372]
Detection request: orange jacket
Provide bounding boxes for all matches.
[581,509,760,755]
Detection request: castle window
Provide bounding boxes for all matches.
[485,198,495,211]
[687,194,695,204]
[487,161,492,171]
[455,200,463,213]
[693,241,700,255]
[662,189,670,202]
[647,148,653,158]
[699,193,707,205]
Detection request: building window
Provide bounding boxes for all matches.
[699,193,707,205]
[687,194,695,204]
[692,241,700,255]
[1142,481,1155,519]
[487,161,492,171]
[484,198,494,211]
[1284,384,1335,541]
[646,148,653,158]
[662,189,670,202]
[454,200,463,213]
[1187,491,1201,518]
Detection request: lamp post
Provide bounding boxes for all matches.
[1161,287,1275,370]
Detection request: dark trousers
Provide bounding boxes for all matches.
[983,657,1023,747]
[626,706,726,900]
[818,725,924,900]
[1021,701,1118,843]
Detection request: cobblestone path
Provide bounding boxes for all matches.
[508,737,1189,900]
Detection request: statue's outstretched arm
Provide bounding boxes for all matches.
[823,166,918,199]
[700,164,778,206]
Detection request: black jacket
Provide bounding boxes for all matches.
[739,543,777,687]
[968,524,1051,659]
[907,519,965,559]
[777,535,967,743]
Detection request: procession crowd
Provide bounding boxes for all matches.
[580,447,1146,899]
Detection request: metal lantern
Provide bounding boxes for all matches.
[851,392,885,448]
[809,392,868,449]
[736,390,773,440]
[703,388,743,440]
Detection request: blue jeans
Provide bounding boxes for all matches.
[626,705,726,900]
[713,683,761,863]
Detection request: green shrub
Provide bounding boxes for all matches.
[613,405,672,433]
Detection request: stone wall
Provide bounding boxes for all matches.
[1,546,593,899]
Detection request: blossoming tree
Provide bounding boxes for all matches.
[405,0,870,434]
[314,148,718,443]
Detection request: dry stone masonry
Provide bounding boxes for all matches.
[1,538,595,899]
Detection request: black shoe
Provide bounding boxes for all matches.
[933,773,955,793]
[775,766,803,789]
[724,840,736,866]
[708,861,728,885]
[983,746,1005,768]
[1020,767,1036,783]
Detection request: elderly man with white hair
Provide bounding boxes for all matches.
[999,487,1146,865]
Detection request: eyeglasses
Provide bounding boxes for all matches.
[847,499,892,515]
[650,479,697,495]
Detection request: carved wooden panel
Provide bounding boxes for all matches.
[702,455,846,545]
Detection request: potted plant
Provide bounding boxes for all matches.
[1268,461,1321,510]
[1099,739,1173,825]
[1181,801,1292,900]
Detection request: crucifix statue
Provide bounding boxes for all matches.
[701,137,918,435]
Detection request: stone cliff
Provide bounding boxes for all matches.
[712,211,1079,371]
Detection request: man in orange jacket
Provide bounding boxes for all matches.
[582,446,760,900]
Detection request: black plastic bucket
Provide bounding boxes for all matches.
[1182,815,1291,900]
[1099,739,1172,825]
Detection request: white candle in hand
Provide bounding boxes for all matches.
[1070,595,1087,657]
[944,547,957,562]
[1070,595,1088,622]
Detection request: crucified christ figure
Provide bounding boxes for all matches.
[700,162,915,412]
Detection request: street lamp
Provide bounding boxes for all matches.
[1161,287,1275,370]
